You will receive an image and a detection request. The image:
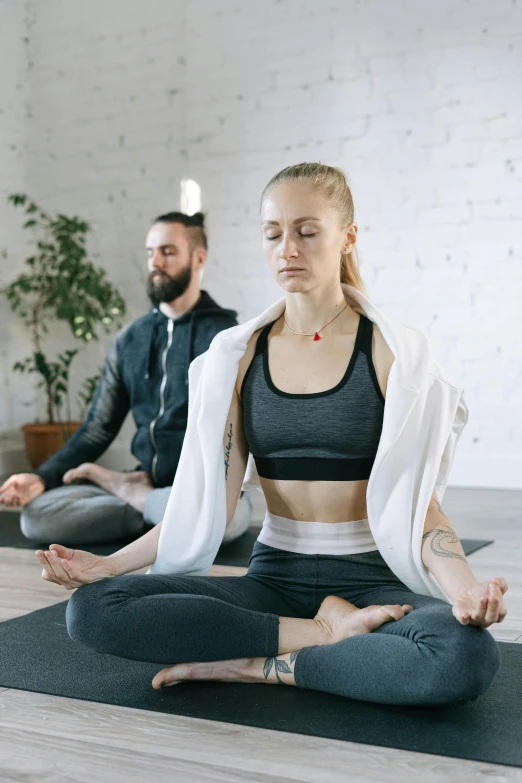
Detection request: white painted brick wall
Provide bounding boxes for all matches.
[1,0,521,487]
[0,0,37,434]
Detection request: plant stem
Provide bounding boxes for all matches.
[31,292,54,422]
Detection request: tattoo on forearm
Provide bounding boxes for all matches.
[224,423,233,480]
[263,652,299,683]
[422,527,466,561]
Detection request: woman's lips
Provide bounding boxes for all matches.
[280,268,303,274]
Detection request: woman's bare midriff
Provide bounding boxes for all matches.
[257,476,370,523]
[236,306,395,525]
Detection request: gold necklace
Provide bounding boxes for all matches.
[283,302,349,341]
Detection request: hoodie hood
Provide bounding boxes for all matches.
[144,289,238,381]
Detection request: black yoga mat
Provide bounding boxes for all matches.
[0,600,520,768]
[0,511,494,566]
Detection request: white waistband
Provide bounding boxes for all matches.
[257,510,379,555]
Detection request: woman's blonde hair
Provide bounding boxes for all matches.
[260,162,368,296]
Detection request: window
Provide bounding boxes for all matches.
[180,179,201,215]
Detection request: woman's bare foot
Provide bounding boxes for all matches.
[151,596,414,691]
[63,463,153,513]
[314,595,414,645]
[152,659,257,690]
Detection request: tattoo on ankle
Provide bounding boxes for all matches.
[422,527,466,561]
[263,653,298,683]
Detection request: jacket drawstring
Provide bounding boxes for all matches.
[144,312,159,380]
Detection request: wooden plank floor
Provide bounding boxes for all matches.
[0,486,520,782]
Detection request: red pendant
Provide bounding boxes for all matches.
[313,332,321,341]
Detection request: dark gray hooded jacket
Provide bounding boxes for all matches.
[36,289,238,489]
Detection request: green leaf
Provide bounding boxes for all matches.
[8,194,27,207]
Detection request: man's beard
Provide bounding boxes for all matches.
[146,262,193,305]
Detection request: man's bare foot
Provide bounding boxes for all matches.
[63,463,153,513]
[313,595,414,645]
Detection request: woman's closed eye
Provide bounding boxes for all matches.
[266,233,317,241]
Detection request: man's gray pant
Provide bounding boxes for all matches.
[20,484,253,546]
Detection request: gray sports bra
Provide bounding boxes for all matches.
[240,313,385,481]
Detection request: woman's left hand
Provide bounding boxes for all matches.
[452,577,508,628]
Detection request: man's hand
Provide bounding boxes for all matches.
[452,577,508,628]
[36,544,117,590]
[0,474,45,507]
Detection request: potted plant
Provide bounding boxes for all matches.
[2,194,126,468]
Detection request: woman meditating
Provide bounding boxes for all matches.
[36,162,507,706]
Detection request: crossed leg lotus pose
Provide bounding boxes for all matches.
[36,163,507,707]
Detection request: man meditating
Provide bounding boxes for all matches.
[0,211,252,546]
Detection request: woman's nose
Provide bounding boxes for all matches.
[279,235,298,259]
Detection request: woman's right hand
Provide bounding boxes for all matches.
[36,544,117,590]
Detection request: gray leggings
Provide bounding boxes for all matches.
[20,484,252,546]
[66,540,502,707]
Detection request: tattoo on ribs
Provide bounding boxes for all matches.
[263,653,298,683]
[224,423,233,480]
[422,527,466,561]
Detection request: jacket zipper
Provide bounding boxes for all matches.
[149,318,174,483]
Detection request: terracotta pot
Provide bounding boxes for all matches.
[21,421,82,469]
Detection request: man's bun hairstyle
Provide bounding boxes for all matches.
[153,210,207,250]
[188,211,205,227]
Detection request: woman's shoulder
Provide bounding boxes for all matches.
[235,324,267,400]
[367,320,395,400]
[371,321,394,360]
